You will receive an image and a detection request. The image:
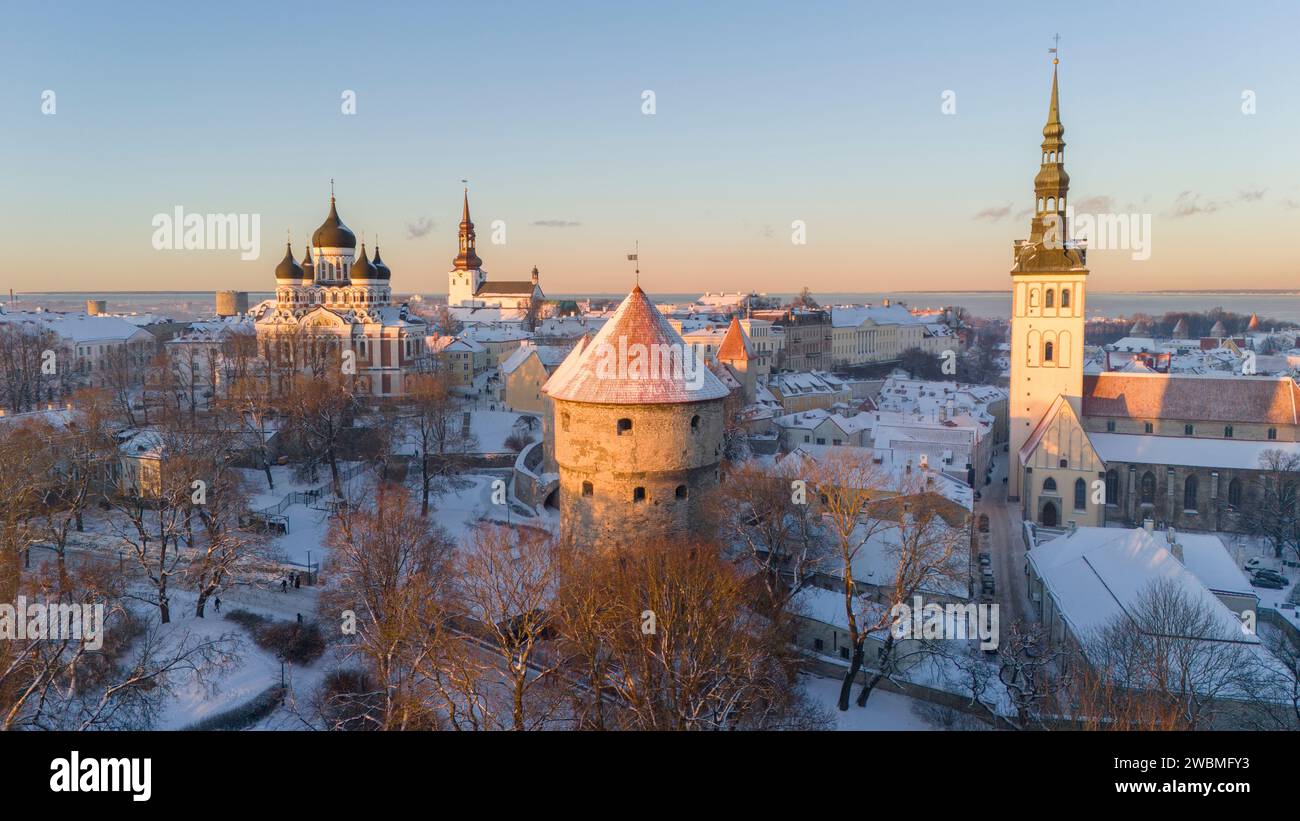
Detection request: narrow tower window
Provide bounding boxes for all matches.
[675,485,688,500]
[1043,341,1054,362]
[617,418,632,435]
[1044,289,1054,308]
[1060,289,1070,308]
[582,481,593,497]
[632,486,646,503]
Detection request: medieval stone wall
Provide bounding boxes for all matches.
[552,397,724,548]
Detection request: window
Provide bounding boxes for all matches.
[561,412,570,432]
[632,487,646,503]
[1045,289,1055,309]
[1228,477,1242,507]
[1061,289,1070,308]
[1044,341,1054,362]
[1184,424,1194,436]
[1224,425,1234,438]
[617,418,632,435]
[691,414,700,431]
[1105,469,1118,505]
[1144,422,1153,434]
[675,484,688,500]
[1106,420,1116,432]
[1269,427,1278,440]
[582,481,593,497]
[1140,471,1156,504]
[816,437,826,445]
[1073,478,1087,511]
[1043,477,1057,493]
[814,638,824,652]
[1059,458,1068,468]
[1184,475,1198,511]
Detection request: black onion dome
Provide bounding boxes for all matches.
[350,244,377,280]
[274,243,304,280]
[372,245,392,279]
[312,196,357,249]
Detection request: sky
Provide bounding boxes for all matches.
[1,0,1297,297]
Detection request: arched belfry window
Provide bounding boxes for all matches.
[1045,289,1055,308]
[1044,341,1054,362]
[1060,288,1070,308]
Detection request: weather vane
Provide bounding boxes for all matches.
[1049,33,1060,64]
[627,241,640,285]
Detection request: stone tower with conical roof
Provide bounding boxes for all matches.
[542,285,730,549]
[1008,58,1090,502]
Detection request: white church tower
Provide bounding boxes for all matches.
[447,189,487,307]
[1007,58,1089,501]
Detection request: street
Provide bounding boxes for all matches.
[975,446,1034,627]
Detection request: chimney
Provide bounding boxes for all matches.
[1166,527,1184,563]
[1142,518,1155,533]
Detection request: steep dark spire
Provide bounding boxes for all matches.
[453,188,483,271]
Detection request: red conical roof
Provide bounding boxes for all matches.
[543,287,729,404]
[717,315,752,362]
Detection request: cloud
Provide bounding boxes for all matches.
[973,204,1012,222]
[406,217,435,239]
[1071,195,1114,213]
[1014,207,1034,220]
[1171,191,1227,218]
[531,219,581,228]
[1238,188,1267,202]
[1281,198,1300,211]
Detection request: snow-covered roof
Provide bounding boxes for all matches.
[543,287,730,405]
[1028,526,1258,645]
[1088,431,1300,471]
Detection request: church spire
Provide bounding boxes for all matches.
[453,188,483,271]
[1028,59,1070,245]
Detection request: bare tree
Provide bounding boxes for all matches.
[322,486,459,730]
[403,371,477,517]
[1244,449,1300,561]
[457,524,564,731]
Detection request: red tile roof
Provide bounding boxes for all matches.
[1082,372,1300,425]
[543,286,730,404]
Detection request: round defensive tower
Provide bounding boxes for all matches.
[542,285,730,549]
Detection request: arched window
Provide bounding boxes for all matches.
[632,486,646,503]
[581,481,593,497]
[1045,289,1055,308]
[1060,289,1070,308]
[1044,341,1054,362]
[617,418,632,435]
[1184,475,1198,511]
[691,414,700,431]
[1074,478,1087,511]
[1140,471,1156,504]
[1043,477,1057,493]
[1227,477,1242,508]
[675,484,688,500]
[1105,469,1118,505]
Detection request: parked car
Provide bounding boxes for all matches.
[978,551,991,565]
[978,514,990,533]
[1244,557,1268,572]
[1252,569,1288,585]
[1251,574,1286,590]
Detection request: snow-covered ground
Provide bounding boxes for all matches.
[800,675,940,730]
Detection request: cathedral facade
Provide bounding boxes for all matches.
[255,192,429,397]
